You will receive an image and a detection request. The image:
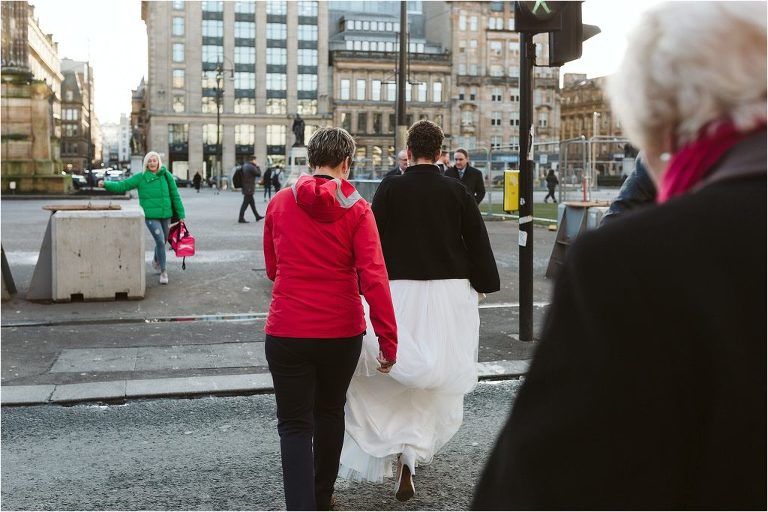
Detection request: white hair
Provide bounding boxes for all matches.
[143,151,163,170]
[607,2,766,156]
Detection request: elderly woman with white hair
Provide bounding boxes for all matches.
[473,3,765,510]
[99,151,185,284]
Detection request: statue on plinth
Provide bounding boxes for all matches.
[292,114,305,147]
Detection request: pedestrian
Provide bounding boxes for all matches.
[262,166,273,200]
[98,151,185,285]
[446,149,485,204]
[192,171,202,193]
[238,155,264,223]
[543,168,558,203]
[473,3,766,510]
[436,150,451,175]
[339,121,500,501]
[263,127,398,511]
[271,166,283,193]
[385,150,408,176]
[599,155,656,225]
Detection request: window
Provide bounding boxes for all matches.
[492,88,502,102]
[173,95,185,112]
[510,112,520,126]
[172,17,184,36]
[297,1,318,17]
[373,113,382,133]
[297,99,317,115]
[202,1,223,11]
[458,63,466,75]
[202,97,218,113]
[297,49,317,66]
[172,43,185,62]
[459,15,466,31]
[406,83,411,102]
[509,136,519,149]
[173,0,184,9]
[202,71,218,89]
[235,22,255,39]
[430,81,442,103]
[235,46,256,64]
[235,125,255,145]
[490,65,503,77]
[458,40,466,53]
[297,74,317,91]
[202,20,223,37]
[470,88,477,100]
[458,87,465,100]
[469,64,478,75]
[417,82,426,102]
[235,72,255,89]
[469,39,477,49]
[63,108,78,120]
[340,79,350,100]
[357,112,367,133]
[63,124,78,137]
[462,111,474,126]
[491,112,502,126]
[266,125,286,145]
[202,45,223,63]
[489,41,502,56]
[470,16,477,31]
[386,82,396,101]
[267,23,287,39]
[266,1,286,15]
[172,69,184,89]
[356,79,366,100]
[538,112,548,128]
[235,98,255,114]
[298,25,317,41]
[491,136,502,149]
[340,112,351,131]
[168,124,188,144]
[434,114,443,127]
[235,1,255,13]
[266,98,287,114]
[266,48,286,65]
[266,73,286,90]
[371,79,381,101]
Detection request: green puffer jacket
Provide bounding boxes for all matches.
[104,166,185,220]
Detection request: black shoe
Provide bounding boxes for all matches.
[256,215,264,222]
[238,219,249,223]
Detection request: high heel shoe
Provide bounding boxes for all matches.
[395,456,415,502]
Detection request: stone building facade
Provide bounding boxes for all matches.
[142,0,329,179]
[60,59,98,172]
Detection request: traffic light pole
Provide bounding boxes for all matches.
[518,32,536,342]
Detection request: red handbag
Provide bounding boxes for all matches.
[167,220,195,269]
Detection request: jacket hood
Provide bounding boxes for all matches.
[292,175,362,223]
[143,165,168,181]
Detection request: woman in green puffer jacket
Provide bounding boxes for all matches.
[98,151,185,285]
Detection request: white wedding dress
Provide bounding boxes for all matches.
[338,279,480,482]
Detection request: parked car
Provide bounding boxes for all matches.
[70,174,87,189]
[173,175,191,188]
[105,170,125,182]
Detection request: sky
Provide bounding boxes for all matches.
[28,0,663,126]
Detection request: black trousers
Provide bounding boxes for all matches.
[544,186,557,202]
[239,193,261,220]
[266,334,363,511]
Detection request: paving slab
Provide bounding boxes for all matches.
[50,347,139,373]
[50,380,127,403]
[0,384,56,405]
[125,373,274,398]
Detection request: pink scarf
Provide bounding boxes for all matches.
[658,120,767,203]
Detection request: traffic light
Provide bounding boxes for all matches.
[514,1,562,32]
[549,2,601,67]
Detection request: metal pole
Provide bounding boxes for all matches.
[519,33,535,342]
[395,1,408,152]
[216,64,222,194]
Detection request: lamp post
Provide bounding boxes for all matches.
[213,60,234,193]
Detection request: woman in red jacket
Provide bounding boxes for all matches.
[263,127,397,511]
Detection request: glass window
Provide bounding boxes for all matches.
[458,15,466,31]
[266,48,287,65]
[340,112,351,131]
[297,99,317,115]
[267,23,287,39]
[202,71,218,88]
[266,1,287,15]
[235,98,256,114]
[266,98,287,114]
[356,79,366,100]
[297,74,317,91]
[266,73,287,90]
[298,25,318,41]
[173,69,184,89]
[538,112,548,127]
[168,124,188,144]
[201,1,223,12]
[363,21,370,31]
[510,112,520,126]
[297,49,317,66]
[235,46,256,64]
[490,65,503,77]
[235,125,255,145]
[386,22,393,31]
[470,16,478,31]
[362,41,370,51]
[491,112,502,126]
[469,64,478,75]
[432,82,442,103]
[386,82,396,101]
[173,95,185,112]
[462,111,474,126]
[297,1,318,17]
[345,20,354,31]
[490,41,502,56]
[378,21,385,31]
[203,124,222,144]
[469,39,477,49]
[202,97,218,113]
[457,63,466,75]
[345,40,353,50]
[202,20,223,37]
[434,114,443,127]
[491,136,502,149]
[172,17,184,36]
[405,83,411,102]
[235,1,256,13]
[417,82,426,102]
[340,79,350,100]
[385,41,393,52]
[266,125,286,145]
[235,21,255,39]
[373,113,382,133]
[355,20,362,30]
[357,112,367,133]
[172,43,185,62]
[235,72,255,89]
[173,0,184,9]
[458,87,465,100]
[202,45,223,63]
[372,79,381,101]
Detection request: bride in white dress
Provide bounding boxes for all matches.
[337,122,500,501]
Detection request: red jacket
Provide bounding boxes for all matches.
[263,175,398,361]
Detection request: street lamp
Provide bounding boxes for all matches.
[213,60,234,193]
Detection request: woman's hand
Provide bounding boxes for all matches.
[97,180,104,188]
[376,351,395,374]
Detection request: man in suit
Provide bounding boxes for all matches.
[446,148,485,204]
[436,150,451,175]
[385,150,408,177]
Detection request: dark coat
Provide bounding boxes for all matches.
[371,164,500,293]
[385,166,405,177]
[472,133,767,510]
[601,155,657,225]
[545,171,559,189]
[445,164,486,204]
[241,161,261,195]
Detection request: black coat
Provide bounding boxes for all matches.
[240,162,261,195]
[472,134,767,510]
[385,166,405,177]
[371,164,499,293]
[445,164,485,204]
[601,155,657,225]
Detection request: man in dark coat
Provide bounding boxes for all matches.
[472,132,767,510]
[446,149,485,204]
[238,155,264,223]
[600,155,657,225]
[385,150,408,177]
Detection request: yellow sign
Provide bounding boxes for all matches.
[504,170,520,212]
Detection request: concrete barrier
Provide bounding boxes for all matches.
[28,207,145,302]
